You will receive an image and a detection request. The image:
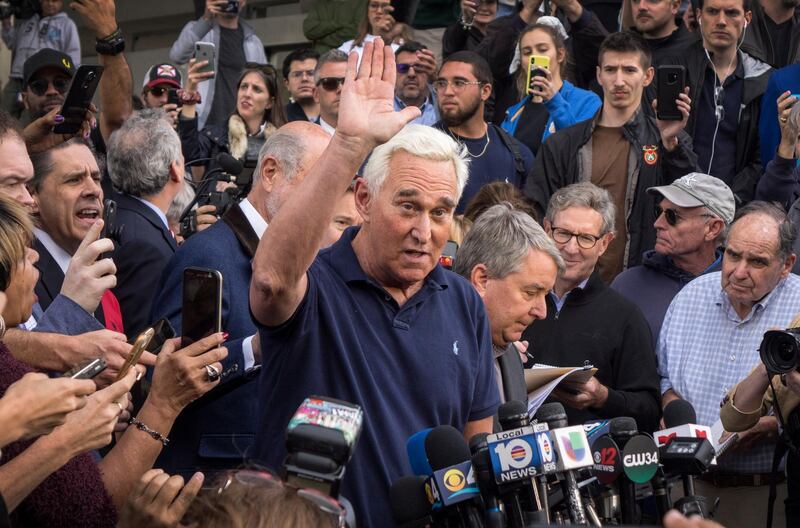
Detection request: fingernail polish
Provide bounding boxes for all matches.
[83,131,90,139]
[222,332,229,340]
[54,115,64,123]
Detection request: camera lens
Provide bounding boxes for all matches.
[760,330,800,374]
[667,73,678,84]
[86,71,96,82]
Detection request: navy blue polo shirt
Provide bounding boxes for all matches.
[253,226,500,527]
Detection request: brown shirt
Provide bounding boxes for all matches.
[591,125,630,283]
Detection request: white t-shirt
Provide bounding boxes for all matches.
[338,34,400,65]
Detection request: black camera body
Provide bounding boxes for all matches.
[760,328,800,374]
[179,189,237,239]
[0,0,40,20]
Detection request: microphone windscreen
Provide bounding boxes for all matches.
[468,432,489,454]
[424,425,471,470]
[390,475,431,524]
[535,402,567,428]
[663,399,697,428]
[216,152,244,176]
[498,400,529,430]
[609,416,638,437]
[406,428,433,476]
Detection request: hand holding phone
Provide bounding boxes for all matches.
[63,358,108,379]
[526,55,551,103]
[656,65,687,121]
[116,327,155,381]
[193,42,216,79]
[53,65,104,135]
[181,267,223,347]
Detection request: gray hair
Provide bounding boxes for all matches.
[166,181,195,226]
[362,124,469,201]
[253,127,307,184]
[107,109,182,198]
[727,201,797,260]
[786,103,800,145]
[454,203,565,280]
[545,182,616,235]
[314,49,348,83]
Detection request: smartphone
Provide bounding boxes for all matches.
[63,358,107,380]
[116,327,155,381]
[166,88,180,107]
[181,267,223,348]
[222,0,239,13]
[147,317,176,354]
[656,65,687,121]
[285,396,364,466]
[194,42,216,78]
[53,65,104,135]
[439,240,458,270]
[526,55,550,98]
[101,199,123,243]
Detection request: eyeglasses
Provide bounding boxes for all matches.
[551,226,604,249]
[368,1,392,10]
[433,79,482,92]
[655,205,715,226]
[397,63,420,74]
[148,86,174,97]
[217,469,346,528]
[317,77,345,91]
[28,77,70,96]
[289,69,315,80]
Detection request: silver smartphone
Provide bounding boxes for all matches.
[194,42,216,78]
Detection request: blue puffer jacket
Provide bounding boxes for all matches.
[500,79,601,143]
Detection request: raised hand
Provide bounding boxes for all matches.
[0,373,96,445]
[23,105,98,155]
[336,39,421,152]
[70,0,118,39]
[777,91,799,159]
[654,87,691,152]
[118,469,204,528]
[61,219,116,314]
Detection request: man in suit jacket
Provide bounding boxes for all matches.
[106,110,184,338]
[453,202,564,427]
[150,121,334,478]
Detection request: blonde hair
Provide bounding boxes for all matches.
[450,215,472,245]
[0,195,33,291]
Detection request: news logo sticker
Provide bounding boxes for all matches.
[443,468,466,492]
[432,461,480,506]
[621,434,660,484]
[487,431,541,484]
[553,426,593,470]
[591,435,623,485]
[535,431,558,473]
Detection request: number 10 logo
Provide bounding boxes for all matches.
[493,439,533,471]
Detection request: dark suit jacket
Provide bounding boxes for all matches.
[33,238,110,328]
[150,203,261,478]
[111,193,178,338]
[493,344,528,432]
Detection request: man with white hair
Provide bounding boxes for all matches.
[107,109,185,337]
[250,40,500,526]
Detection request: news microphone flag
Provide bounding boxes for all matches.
[654,424,712,448]
[552,425,593,471]
[426,460,481,508]
[621,434,659,484]
[486,426,542,485]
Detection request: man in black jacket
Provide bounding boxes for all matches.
[740,0,799,68]
[659,0,771,205]
[525,31,697,282]
[522,182,661,432]
[622,0,698,65]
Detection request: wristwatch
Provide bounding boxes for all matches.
[95,28,125,56]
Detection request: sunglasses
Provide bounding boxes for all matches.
[317,77,345,92]
[655,205,715,226]
[397,63,419,74]
[148,86,174,97]
[217,469,346,527]
[28,77,70,96]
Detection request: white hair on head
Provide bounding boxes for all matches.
[361,124,470,201]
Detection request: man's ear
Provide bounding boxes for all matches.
[353,178,372,221]
[643,65,655,87]
[259,157,280,193]
[21,91,30,111]
[470,263,490,298]
[169,160,183,183]
[480,82,492,102]
[705,218,725,242]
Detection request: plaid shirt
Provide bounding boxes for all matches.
[657,272,800,474]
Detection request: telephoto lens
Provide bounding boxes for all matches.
[759,329,800,374]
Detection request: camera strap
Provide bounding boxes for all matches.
[766,376,799,528]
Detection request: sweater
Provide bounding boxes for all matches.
[303,0,366,53]
[0,343,116,527]
[611,249,722,344]
[1,12,80,79]
[521,273,661,432]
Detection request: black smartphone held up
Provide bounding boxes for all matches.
[63,358,107,380]
[53,65,104,135]
[181,267,223,348]
[101,199,123,242]
[656,65,687,121]
[222,0,239,13]
[166,88,180,107]
[146,317,176,354]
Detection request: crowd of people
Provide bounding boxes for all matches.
[0,0,798,526]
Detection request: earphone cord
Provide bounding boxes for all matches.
[703,21,748,174]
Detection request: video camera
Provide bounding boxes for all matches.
[0,0,40,20]
[180,153,250,239]
[760,328,800,374]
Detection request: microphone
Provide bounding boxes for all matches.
[424,425,483,528]
[608,417,660,525]
[216,152,244,178]
[390,475,435,528]
[407,428,434,476]
[469,433,505,528]
[655,400,712,444]
[535,403,591,525]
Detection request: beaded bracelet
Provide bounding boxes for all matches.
[177,89,202,106]
[128,417,169,446]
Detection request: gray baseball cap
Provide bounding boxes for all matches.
[647,173,735,225]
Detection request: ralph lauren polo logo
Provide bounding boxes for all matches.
[453,341,459,356]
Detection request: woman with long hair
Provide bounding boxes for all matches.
[337,0,401,62]
[180,61,287,180]
[500,20,601,156]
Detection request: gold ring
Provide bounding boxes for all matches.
[116,401,124,413]
[780,117,788,123]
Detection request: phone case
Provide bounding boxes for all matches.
[526,55,551,97]
[656,65,686,121]
[194,42,216,77]
[53,65,104,135]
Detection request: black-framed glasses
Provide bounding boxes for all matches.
[28,77,70,96]
[217,469,346,527]
[317,77,345,91]
[433,79,482,92]
[655,205,715,226]
[550,226,603,249]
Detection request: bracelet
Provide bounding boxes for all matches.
[97,27,121,43]
[177,89,202,105]
[128,417,169,446]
